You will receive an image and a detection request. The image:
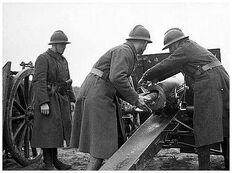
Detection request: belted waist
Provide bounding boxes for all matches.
[90,68,108,80]
[47,79,72,96]
[194,61,222,76]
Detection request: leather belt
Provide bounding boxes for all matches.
[195,61,221,76]
[47,79,72,96]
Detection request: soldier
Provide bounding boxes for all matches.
[139,28,229,170]
[70,25,152,170]
[31,30,76,170]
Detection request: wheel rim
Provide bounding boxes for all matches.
[5,68,42,165]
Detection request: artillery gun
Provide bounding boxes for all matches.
[3,61,42,166]
[100,48,223,170]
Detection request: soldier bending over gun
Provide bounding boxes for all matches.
[70,25,152,170]
[139,28,229,170]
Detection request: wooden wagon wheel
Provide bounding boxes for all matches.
[4,67,42,166]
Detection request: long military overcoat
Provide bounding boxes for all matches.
[70,41,139,159]
[31,49,76,148]
[143,40,229,147]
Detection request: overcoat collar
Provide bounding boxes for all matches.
[124,41,138,61]
[46,48,65,60]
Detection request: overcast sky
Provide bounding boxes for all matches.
[2,0,231,86]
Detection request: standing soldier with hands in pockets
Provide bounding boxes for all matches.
[70,25,152,170]
[31,30,76,170]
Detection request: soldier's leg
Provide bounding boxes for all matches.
[87,155,103,170]
[197,145,210,170]
[52,148,72,170]
[222,137,229,170]
[41,148,55,170]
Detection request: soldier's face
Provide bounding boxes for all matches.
[169,45,175,53]
[56,44,66,55]
[138,41,148,55]
[168,42,178,53]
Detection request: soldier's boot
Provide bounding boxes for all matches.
[41,148,56,170]
[222,137,229,170]
[52,148,72,170]
[86,155,103,170]
[197,145,210,170]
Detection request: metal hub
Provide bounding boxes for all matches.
[25,106,34,123]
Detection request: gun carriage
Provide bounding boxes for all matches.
[2,61,42,166]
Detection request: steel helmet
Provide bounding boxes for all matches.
[48,30,71,45]
[126,25,152,43]
[162,28,188,50]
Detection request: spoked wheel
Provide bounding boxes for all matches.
[4,68,42,166]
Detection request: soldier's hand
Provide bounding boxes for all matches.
[40,103,49,115]
[138,77,146,87]
[138,77,151,88]
[135,95,152,113]
[71,102,75,112]
[142,94,153,102]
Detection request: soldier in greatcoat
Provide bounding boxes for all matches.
[139,28,229,170]
[70,25,152,170]
[31,30,76,170]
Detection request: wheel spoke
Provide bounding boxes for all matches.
[29,125,38,157]
[28,85,33,104]
[18,126,27,150]
[24,76,29,105]
[11,114,26,120]
[17,85,26,109]
[13,120,25,140]
[13,99,25,114]
[24,127,30,158]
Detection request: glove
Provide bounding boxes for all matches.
[135,95,152,113]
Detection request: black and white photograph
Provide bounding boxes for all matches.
[2,0,231,170]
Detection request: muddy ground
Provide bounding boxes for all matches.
[3,148,225,170]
